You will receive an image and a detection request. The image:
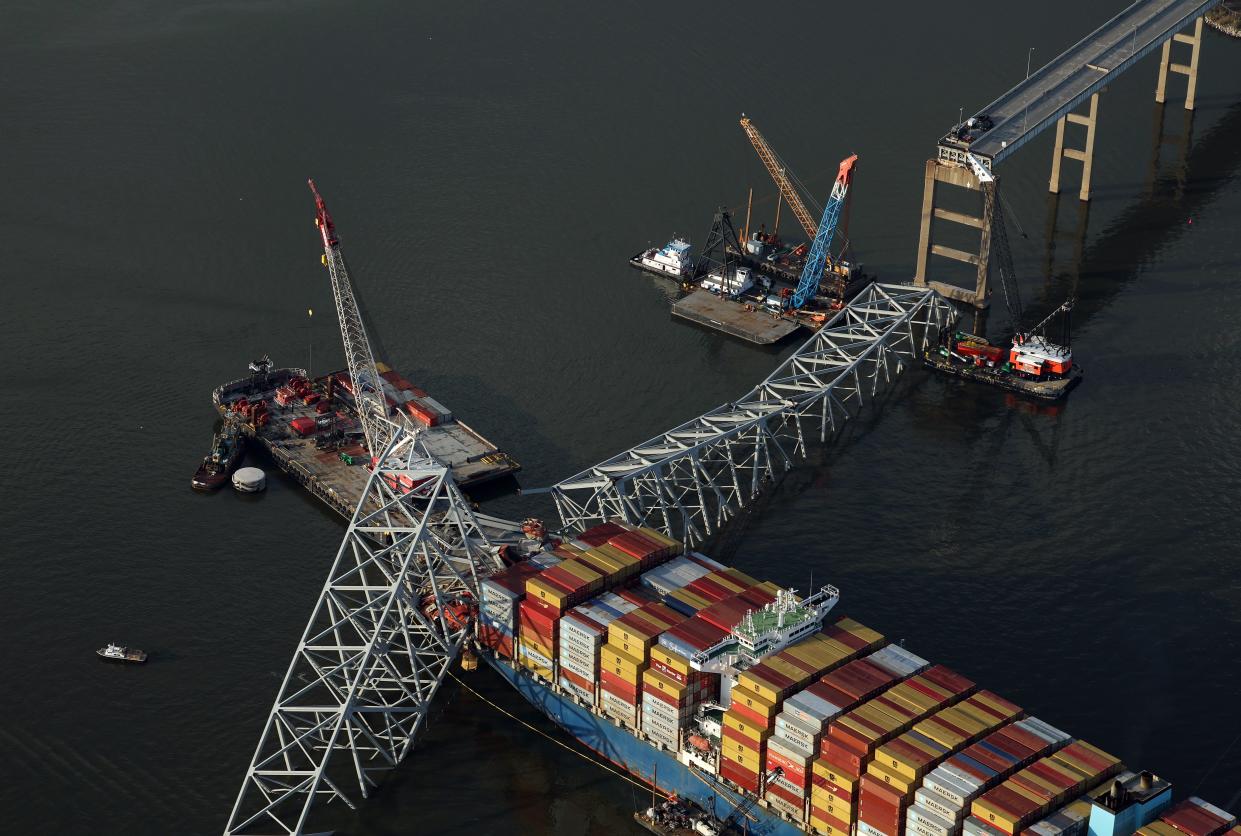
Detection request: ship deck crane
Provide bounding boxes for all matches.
[791,155,858,309]
[308,180,413,459]
[740,116,820,241]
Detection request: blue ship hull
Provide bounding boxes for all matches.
[485,654,807,836]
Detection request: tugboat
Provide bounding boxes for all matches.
[631,238,694,279]
[96,643,147,664]
[192,416,246,491]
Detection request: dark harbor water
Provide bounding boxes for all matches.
[3,2,1240,833]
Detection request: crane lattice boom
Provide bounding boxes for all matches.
[740,117,819,240]
[308,180,410,458]
[791,155,857,309]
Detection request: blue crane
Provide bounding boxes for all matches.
[791,154,858,309]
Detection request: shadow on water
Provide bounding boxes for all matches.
[1032,99,1241,323]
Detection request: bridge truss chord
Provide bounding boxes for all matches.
[224,433,507,836]
[549,284,955,545]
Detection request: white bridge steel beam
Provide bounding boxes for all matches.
[223,432,506,836]
[550,284,955,544]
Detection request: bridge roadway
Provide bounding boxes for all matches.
[949,0,1221,167]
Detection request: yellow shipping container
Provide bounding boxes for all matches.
[737,671,788,705]
[519,656,554,681]
[969,692,1021,722]
[722,567,761,588]
[783,640,840,669]
[592,543,641,571]
[723,710,771,743]
[525,575,573,609]
[609,620,662,650]
[756,580,784,598]
[812,799,855,823]
[642,668,689,698]
[939,706,988,735]
[914,718,966,750]
[731,684,779,718]
[1049,751,1096,781]
[810,815,851,836]
[856,703,907,733]
[875,741,929,783]
[633,526,681,553]
[884,683,937,715]
[559,559,605,589]
[520,633,555,660]
[834,617,885,648]
[972,796,1026,834]
[602,644,645,679]
[668,586,711,612]
[580,549,625,574]
[1006,780,1049,807]
[765,656,815,685]
[707,571,747,594]
[954,700,1003,730]
[650,645,691,676]
[1074,741,1120,767]
[813,758,861,791]
[810,784,853,809]
[731,746,765,771]
[867,759,917,794]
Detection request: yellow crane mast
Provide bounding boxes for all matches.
[739,116,818,240]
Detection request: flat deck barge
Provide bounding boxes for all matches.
[671,291,802,345]
[212,363,519,519]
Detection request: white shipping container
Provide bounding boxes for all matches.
[559,678,595,704]
[964,816,1009,836]
[858,821,892,836]
[687,551,726,570]
[767,734,814,766]
[528,552,562,568]
[519,645,554,670]
[915,787,964,822]
[765,792,804,822]
[783,691,841,724]
[560,658,596,683]
[419,396,454,420]
[908,803,957,836]
[866,644,930,677]
[1016,717,1071,745]
[923,769,978,807]
[906,816,953,836]
[770,773,807,798]
[1188,798,1237,825]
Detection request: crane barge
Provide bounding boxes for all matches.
[206,183,520,518]
[924,157,1082,401]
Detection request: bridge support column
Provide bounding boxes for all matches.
[913,159,992,308]
[1156,17,1204,110]
[1049,92,1100,202]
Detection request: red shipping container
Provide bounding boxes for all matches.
[811,809,853,834]
[1028,760,1082,791]
[813,774,856,801]
[289,417,317,436]
[728,700,771,730]
[987,730,1039,762]
[599,670,639,701]
[687,575,733,602]
[1162,801,1233,836]
[576,523,627,547]
[719,759,761,793]
[921,665,976,696]
[964,742,1016,774]
[738,587,776,608]
[560,666,594,692]
[823,741,866,774]
[766,779,804,809]
[824,624,869,652]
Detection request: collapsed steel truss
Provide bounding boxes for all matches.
[224,433,505,836]
[550,284,955,544]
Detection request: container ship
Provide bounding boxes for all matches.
[476,521,1239,836]
[212,357,519,518]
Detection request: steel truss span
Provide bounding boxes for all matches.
[224,434,506,836]
[550,284,955,545]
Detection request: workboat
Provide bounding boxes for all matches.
[477,521,1238,836]
[633,239,694,279]
[924,330,1082,402]
[96,643,147,664]
[191,417,245,491]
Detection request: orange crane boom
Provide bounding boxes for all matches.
[740,116,818,240]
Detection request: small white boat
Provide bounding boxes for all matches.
[97,643,147,664]
[631,238,693,278]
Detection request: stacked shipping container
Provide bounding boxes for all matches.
[1139,798,1239,836]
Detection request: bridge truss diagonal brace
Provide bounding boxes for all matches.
[1156,16,1205,110]
[224,433,508,836]
[550,284,955,546]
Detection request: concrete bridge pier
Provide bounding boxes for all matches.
[913,159,993,308]
[1049,93,1102,201]
[1156,16,1205,109]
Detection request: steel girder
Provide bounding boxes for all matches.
[223,433,506,836]
[550,284,955,544]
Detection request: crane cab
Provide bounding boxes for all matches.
[1010,335,1072,377]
